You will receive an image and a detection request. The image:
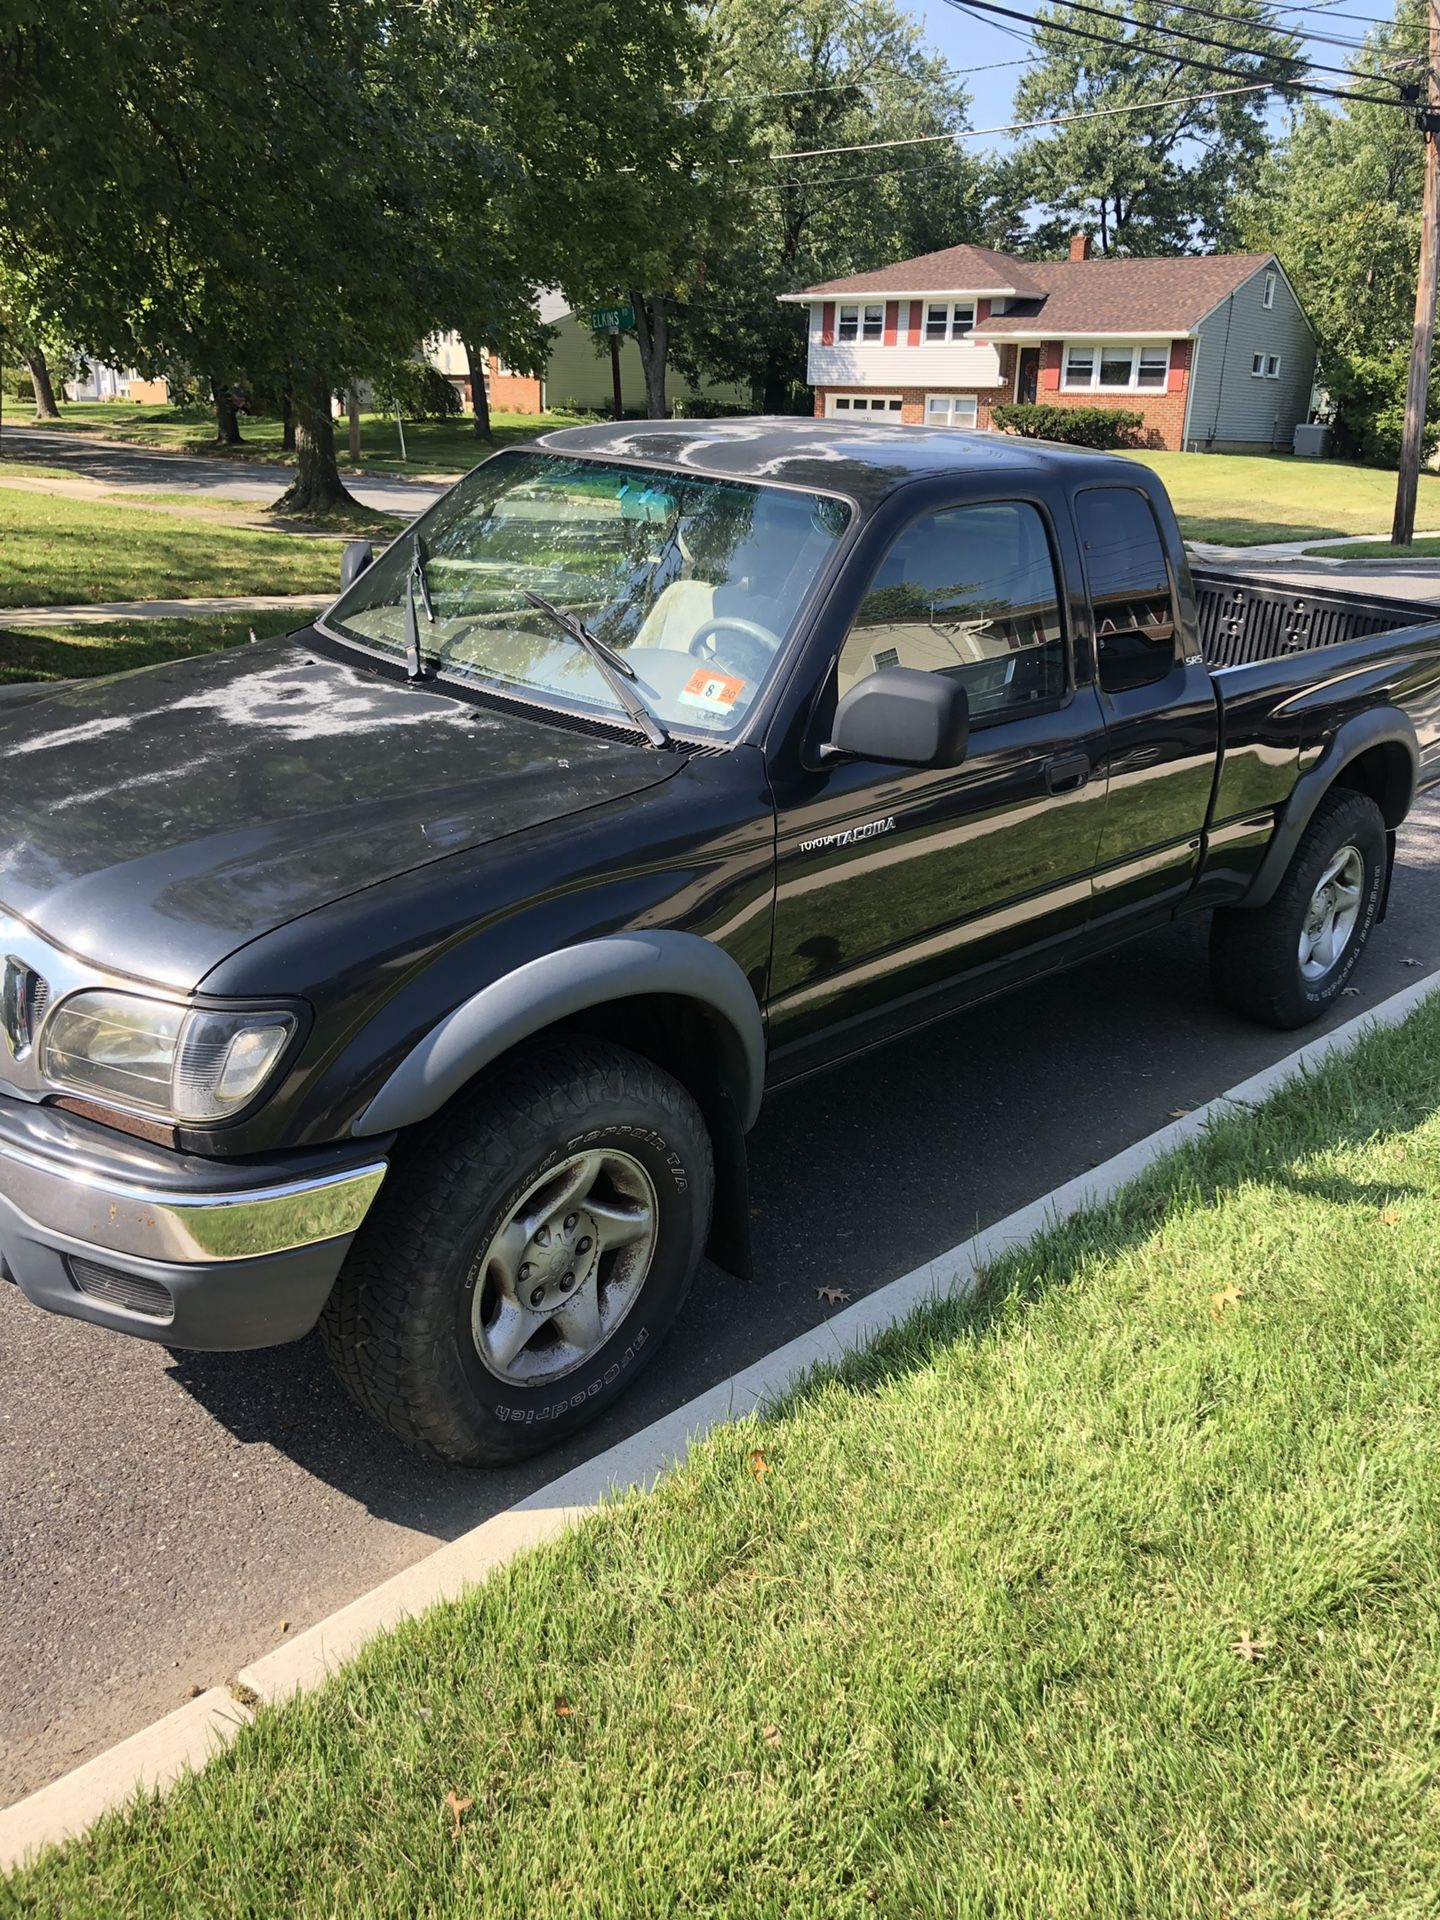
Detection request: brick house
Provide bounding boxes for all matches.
[780,235,1316,453]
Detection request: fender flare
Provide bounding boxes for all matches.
[355,930,766,1136]
[1240,708,1417,908]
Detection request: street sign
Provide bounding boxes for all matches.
[590,304,635,333]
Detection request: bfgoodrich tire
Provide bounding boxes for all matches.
[319,1037,713,1465]
[1209,787,1388,1029]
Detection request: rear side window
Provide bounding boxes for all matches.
[838,501,1067,724]
[1074,487,1178,692]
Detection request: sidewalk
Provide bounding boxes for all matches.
[4,594,331,626]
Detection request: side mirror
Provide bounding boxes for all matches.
[826,666,969,768]
[340,539,374,592]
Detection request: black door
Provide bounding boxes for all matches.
[767,496,1108,1076]
[1018,347,1041,405]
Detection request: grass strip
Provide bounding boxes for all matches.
[8,1000,1440,1916]
[0,490,346,607]
[1302,538,1440,562]
[1121,449,1440,546]
[0,614,301,683]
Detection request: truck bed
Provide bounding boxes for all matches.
[1192,565,1433,669]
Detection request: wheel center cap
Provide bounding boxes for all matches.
[522,1207,599,1309]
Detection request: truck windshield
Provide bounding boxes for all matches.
[324,451,850,738]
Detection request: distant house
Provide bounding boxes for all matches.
[65,362,168,404]
[780,234,1316,453]
[427,292,749,418]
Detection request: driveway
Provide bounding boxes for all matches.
[0,425,447,518]
[5,794,1440,1807]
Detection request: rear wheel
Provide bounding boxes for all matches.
[1209,787,1387,1028]
[320,1037,713,1465]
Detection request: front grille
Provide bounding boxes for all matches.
[67,1257,174,1322]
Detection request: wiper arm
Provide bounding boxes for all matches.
[521,588,668,747]
[404,534,435,682]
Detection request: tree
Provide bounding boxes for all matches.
[673,0,1007,411]
[1010,1,1303,255]
[1237,1,1429,461]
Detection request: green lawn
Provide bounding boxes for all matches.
[0,613,301,683]
[10,1002,1440,1917]
[18,402,591,476]
[0,490,347,607]
[1124,449,1440,546]
[1302,537,1440,562]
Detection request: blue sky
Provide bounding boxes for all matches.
[906,0,1398,153]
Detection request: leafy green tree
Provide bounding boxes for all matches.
[672,0,1007,410]
[1238,1,1429,460]
[1010,0,1303,254]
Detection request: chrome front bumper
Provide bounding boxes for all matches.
[0,1095,389,1349]
[0,1133,386,1263]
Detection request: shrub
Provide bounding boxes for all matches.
[991,402,1145,449]
[1324,348,1440,468]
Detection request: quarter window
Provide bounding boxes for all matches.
[1075,487,1178,695]
[838,501,1066,723]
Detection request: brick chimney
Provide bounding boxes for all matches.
[1070,231,1092,262]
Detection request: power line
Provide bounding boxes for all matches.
[1137,0,1421,58]
[945,0,1416,108]
[983,0,1410,90]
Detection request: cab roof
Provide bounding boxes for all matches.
[531,416,1140,512]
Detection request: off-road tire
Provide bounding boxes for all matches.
[319,1036,713,1465]
[1209,787,1387,1029]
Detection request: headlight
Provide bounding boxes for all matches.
[40,992,298,1123]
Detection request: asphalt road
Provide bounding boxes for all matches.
[5,795,1440,1804]
[0,425,445,518]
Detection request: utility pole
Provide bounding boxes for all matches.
[1392,0,1440,545]
[609,328,623,421]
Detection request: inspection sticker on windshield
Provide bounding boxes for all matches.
[679,667,746,714]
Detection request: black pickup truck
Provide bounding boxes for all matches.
[3,420,1439,1463]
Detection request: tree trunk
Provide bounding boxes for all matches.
[628,290,669,418]
[462,337,491,436]
[25,348,60,421]
[272,380,356,517]
[347,385,361,464]
[211,373,242,445]
[281,389,296,452]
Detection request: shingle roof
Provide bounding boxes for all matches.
[790,244,1045,299]
[784,244,1279,335]
[979,253,1275,335]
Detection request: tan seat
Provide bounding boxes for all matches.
[631,578,718,654]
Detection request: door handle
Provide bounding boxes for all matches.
[1045,752,1091,795]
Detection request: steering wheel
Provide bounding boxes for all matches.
[689,615,782,683]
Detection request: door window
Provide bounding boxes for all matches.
[1074,487,1178,693]
[838,501,1066,722]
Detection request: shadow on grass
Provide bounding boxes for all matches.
[0,615,296,681]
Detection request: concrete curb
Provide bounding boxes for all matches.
[4,966,1439,1872]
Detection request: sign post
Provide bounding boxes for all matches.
[590,305,635,423]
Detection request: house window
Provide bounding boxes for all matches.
[862,303,884,342]
[1266,353,1282,379]
[924,301,976,342]
[1263,271,1277,309]
[838,305,859,343]
[925,393,979,429]
[827,394,902,418]
[872,646,900,672]
[1251,353,1266,377]
[1063,342,1171,391]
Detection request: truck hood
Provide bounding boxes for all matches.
[0,638,680,990]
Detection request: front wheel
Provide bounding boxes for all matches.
[1209,787,1388,1029]
[320,1037,713,1465]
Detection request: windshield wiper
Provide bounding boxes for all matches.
[520,588,668,747]
[404,534,436,682]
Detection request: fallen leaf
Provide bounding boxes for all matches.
[1380,1207,1402,1225]
[1401,958,1424,968]
[184,1683,203,1701]
[762,1723,781,1747]
[1210,1283,1245,1319]
[816,1285,852,1306]
[749,1449,772,1479]
[1230,1634,1270,1663]
[444,1791,473,1841]
[278,1620,290,1635]
[1168,1108,1193,1119]
[554,1696,575,1717]
[1342,986,1362,996]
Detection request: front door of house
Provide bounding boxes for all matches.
[1018,347,1040,404]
